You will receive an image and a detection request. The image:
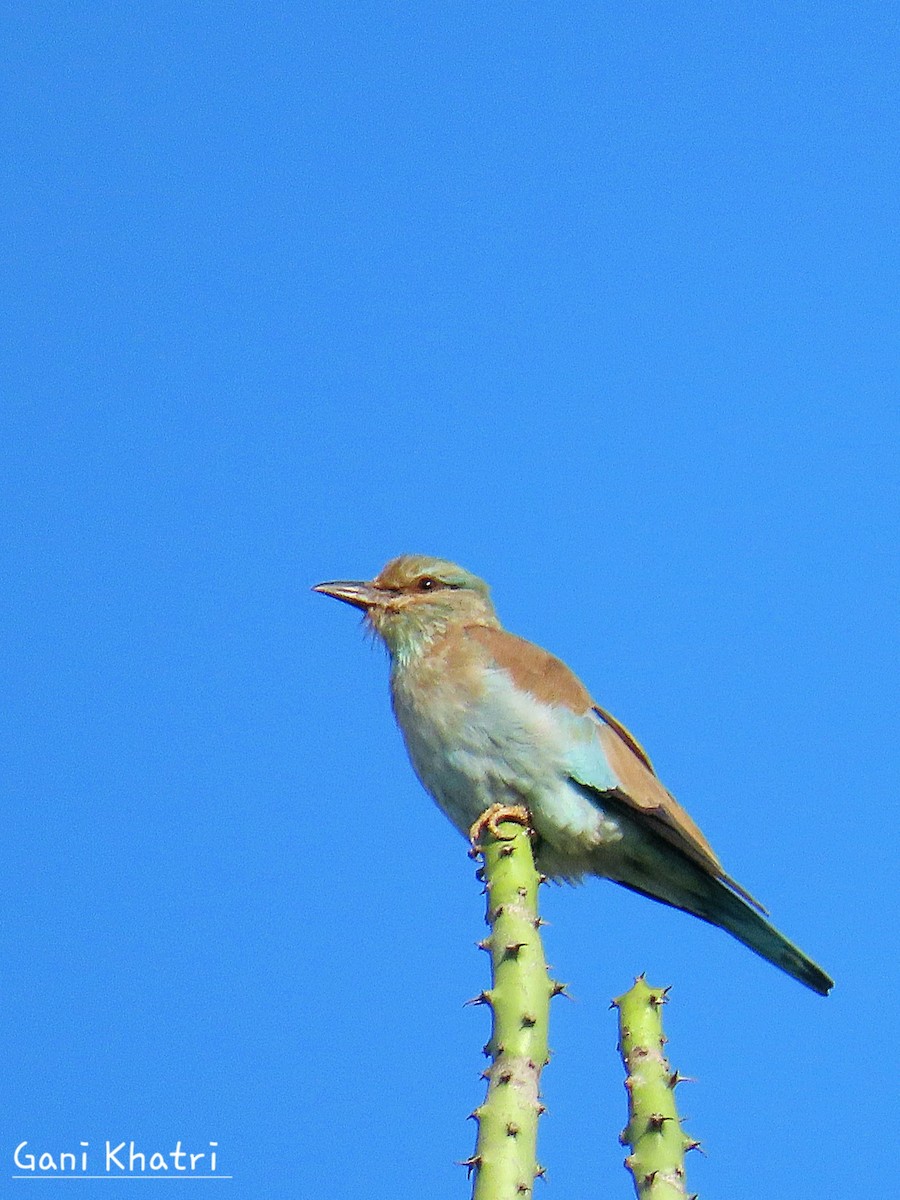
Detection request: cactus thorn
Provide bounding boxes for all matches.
[668,1070,695,1087]
[642,1170,658,1186]
[533,916,549,927]
[465,990,493,1007]
[647,1112,672,1131]
[504,941,528,956]
[458,1155,482,1178]
[550,980,572,998]
[497,1068,513,1084]
[535,1164,547,1180]
[476,938,491,951]
[506,1122,520,1137]
[684,1138,704,1154]
[521,1012,537,1027]
[499,843,515,857]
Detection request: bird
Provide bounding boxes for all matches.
[314,555,832,996]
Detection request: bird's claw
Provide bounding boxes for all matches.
[468,803,532,848]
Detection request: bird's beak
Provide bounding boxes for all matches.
[312,579,382,611]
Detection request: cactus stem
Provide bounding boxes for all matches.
[614,977,694,1198]
[467,811,550,1200]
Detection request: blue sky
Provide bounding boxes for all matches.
[3,3,897,1197]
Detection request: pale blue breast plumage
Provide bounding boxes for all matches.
[390,637,625,874]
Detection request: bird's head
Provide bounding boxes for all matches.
[313,555,498,661]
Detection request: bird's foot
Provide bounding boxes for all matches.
[468,803,532,848]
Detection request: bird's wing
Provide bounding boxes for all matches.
[464,625,765,910]
[590,702,655,772]
[465,624,597,712]
[589,708,726,877]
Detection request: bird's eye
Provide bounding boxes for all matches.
[417,576,438,592]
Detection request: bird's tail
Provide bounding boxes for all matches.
[617,862,833,996]
[691,877,832,995]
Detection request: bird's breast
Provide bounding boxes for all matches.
[390,656,623,862]
[390,664,515,828]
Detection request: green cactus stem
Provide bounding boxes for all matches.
[613,977,697,1200]
[465,806,557,1200]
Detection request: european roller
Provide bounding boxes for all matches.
[314,555,832,996]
